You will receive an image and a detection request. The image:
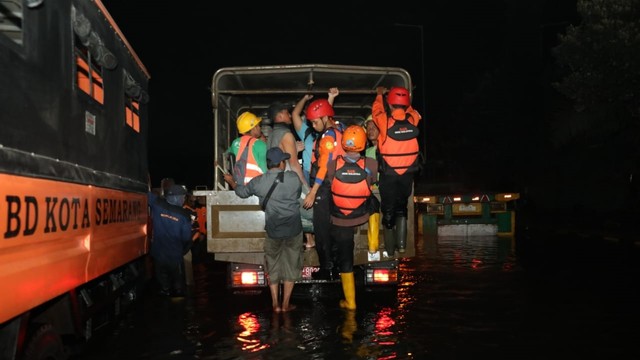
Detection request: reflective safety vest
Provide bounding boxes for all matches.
[238,135,264,185]
[378,111,420,175]
[331,156,371,219]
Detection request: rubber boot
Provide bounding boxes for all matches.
[368,212,380,253]
[395,216,407,253]
[340,309,357,343]
[339,272,356,310]
[383,228,395,257]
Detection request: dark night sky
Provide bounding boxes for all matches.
[105,1,577,191]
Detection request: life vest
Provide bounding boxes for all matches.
[196,206,206,235]
[310,127,344,184]
[378,111,420,175]
[238,135,264,184]
[331,156,371,219]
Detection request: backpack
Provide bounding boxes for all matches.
[233,137,254,185]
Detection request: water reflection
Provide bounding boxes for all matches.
[236,312,268,353]
[423,234,517,270]
[76,231,640,359]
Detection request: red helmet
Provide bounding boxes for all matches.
[387,86,410,106]
[305,99,335,120]
[341,125,367,152]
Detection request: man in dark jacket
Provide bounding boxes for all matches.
[148,184,193,297]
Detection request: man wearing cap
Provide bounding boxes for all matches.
[148,184,194,297]
[267,101,307,187]
[224,111,267,189]
[234,147,303,312]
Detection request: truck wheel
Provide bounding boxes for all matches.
[23,323,67,360]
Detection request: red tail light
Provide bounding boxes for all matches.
[366,268,398,285]
[230,266,266,288]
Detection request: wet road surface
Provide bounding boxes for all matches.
[74,230,640,359]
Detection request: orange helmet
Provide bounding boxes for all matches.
[341,125,367,152]
[387,86,410,106]
[305,99,335,120]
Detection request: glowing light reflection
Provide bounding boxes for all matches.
[236,312,269,353]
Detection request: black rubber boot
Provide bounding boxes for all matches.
[383,227,395,257]
[395,216,407,253]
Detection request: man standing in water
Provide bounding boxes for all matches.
[232,147,303,312]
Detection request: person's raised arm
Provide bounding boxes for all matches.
[327,87,339,105]
[292,94,313,132]
[282,132,308,187]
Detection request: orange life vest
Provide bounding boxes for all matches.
[331,156,371,219]
[238,135,264,184]
[378,111,420,175]
[196,206,206,235]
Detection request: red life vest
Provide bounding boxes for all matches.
[378,111,420,175]
[331,156,371,219]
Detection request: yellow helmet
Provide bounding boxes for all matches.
[236,111,262,134]
[364,114,373,125]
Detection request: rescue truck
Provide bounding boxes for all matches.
[1,1,150,359]
[193,64,417,293]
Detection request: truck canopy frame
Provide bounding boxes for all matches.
[211,64,412,190]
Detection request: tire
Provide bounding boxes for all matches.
[23,323,67,360]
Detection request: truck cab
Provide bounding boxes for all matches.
[193,64,417,291]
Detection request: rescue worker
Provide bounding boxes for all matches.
[148,184,193,297]
[292,88,340,250]
[302,97,345,280]
[304,95,344,280]
[371,86,422,257]
[224,111,267,189]
[327,125,378,309]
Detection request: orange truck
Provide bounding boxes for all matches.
[0,1,150,359]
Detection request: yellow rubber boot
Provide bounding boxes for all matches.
[368,212,380,253]
[339,272,356,310]
[340,309,357,343]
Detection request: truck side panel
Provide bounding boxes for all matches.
[0,175,148,324]
[1,0,151,356]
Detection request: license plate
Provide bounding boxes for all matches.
[301,266,319,279]
[452,202,482,215]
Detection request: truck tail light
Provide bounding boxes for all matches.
[365,267,398,285]
[230,264,266,288]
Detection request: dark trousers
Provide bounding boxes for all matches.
[331,224,355,273]
[378,172,414,229]
[154,258,185,294]
[312,183,333,270]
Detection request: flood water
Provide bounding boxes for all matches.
[75,227,640,359]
